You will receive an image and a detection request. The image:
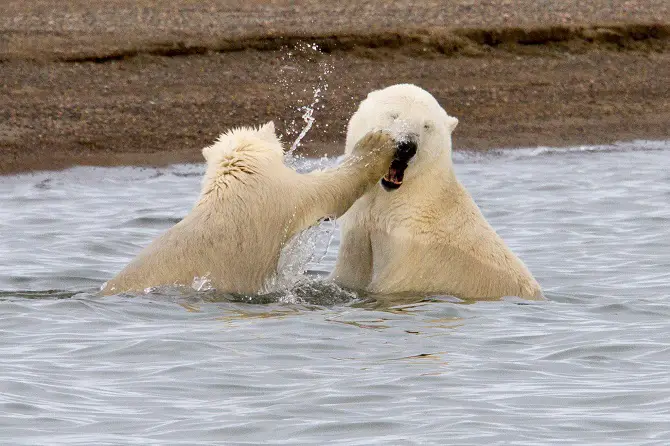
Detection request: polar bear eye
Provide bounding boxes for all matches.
[390,113,399,120]
[423,123,432,131]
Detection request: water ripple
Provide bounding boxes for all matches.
[1,144,669,444]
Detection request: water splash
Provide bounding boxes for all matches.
[191,274,214,292]
[265,218,336,294]
[288,88,319,156]
[254,42,340,295]
[276,42,333,167]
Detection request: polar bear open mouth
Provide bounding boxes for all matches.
[381,139,417,191]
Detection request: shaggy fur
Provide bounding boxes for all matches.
[102,122,395,295]
[330,85,543,299]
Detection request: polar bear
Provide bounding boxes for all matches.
[330,84,543,300]
[102,122,395,296]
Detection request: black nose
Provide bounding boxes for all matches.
[396,138,417,161]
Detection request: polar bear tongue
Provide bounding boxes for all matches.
[382,165,404,189]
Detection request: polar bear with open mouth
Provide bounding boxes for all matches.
[330,84,543,300]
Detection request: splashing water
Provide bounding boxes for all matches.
[191,274,214,292]
[277,42,333,168]
[288,91,319,156]
[263,42,339,293]
[266,217,337,296]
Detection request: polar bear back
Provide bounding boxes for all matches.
[103,168,302,294]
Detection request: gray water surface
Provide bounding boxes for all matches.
[1,141,669,445]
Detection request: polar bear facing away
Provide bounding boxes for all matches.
[102,122,395,295]
[331,84,543,299]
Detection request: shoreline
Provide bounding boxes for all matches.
[4,139,670,178]
[3,43,669,176]
[3,0,670,175]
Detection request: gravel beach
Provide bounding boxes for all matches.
[2,0,669,174]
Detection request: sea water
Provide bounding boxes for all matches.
[0,141,669,445]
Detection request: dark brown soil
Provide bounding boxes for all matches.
[2,1,670,175]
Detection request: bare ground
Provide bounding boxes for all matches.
[1,1,670,174]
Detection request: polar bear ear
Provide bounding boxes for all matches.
[258,121,277,141]
[202,144,214,162]
[446,116,459,132]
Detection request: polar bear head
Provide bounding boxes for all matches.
[345,84,458,189]
[200,122,283,196]
[202,121,282,163]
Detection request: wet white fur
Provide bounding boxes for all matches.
[331,84,543,299]
[102,123,395,295]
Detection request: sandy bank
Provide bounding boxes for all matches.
[1,1,669,174]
